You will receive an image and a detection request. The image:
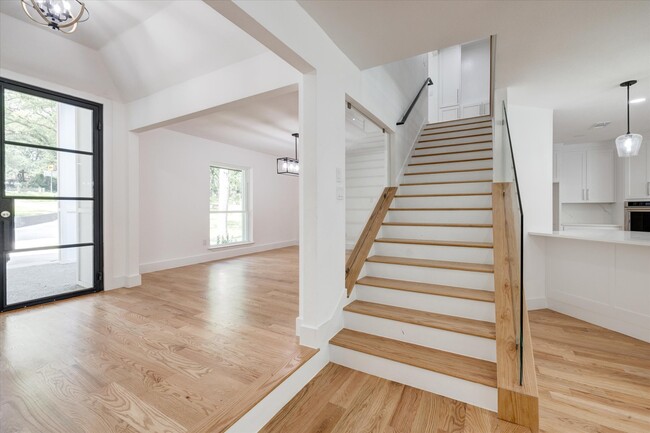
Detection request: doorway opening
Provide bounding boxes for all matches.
[0,78,103,312]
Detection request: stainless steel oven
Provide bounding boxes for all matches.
[625,201,650,232]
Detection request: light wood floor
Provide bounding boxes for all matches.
[262,310,650,433]
[2,246,650,433]
[0,246,316,433]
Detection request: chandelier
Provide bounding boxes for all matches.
[277,133,300,176]
[21,0,89,33]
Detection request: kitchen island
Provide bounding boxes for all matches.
[531,230,650,342]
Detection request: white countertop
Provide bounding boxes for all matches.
[530,230,650,247]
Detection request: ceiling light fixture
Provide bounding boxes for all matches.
[277,133,300,176]
[21,0,89,33]
[615,80,643,158]
[630,97,646,104]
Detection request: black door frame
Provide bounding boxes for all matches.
[0,77,103,312]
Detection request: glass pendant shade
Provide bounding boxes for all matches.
[277,133,300,176]
[615,133,643,157]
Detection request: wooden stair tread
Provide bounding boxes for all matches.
[330,329,497,387]
[409,157,493,166]
[395,193,492,197]
[367,255,494,273]
[383,222,493,228]
[375,238,493,249]
[416,140,493,149]
[411,147,493,158]
[400,180,492,186]
[404,168,492,176]
[357,276,495,303]
[389,207,492,211]
[421,124,492,137]
[344,300,496,339]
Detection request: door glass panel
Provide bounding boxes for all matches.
[14,200,93,250]
[6,246,94,305]
[3,89,93,152]
[4,144,93,198]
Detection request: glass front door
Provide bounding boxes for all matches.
[0,79,103,311]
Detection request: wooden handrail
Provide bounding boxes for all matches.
[345,187,397,296]
[492,182,539,432]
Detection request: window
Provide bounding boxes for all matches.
[209,165,250,247]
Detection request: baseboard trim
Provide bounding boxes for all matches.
[139,240,298,274]
[298,288,352,348]
[224,349,329,433]
[526,297,547,310]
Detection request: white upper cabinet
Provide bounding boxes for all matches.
[586,149,615,202]
[625,143,650,199]
[439,45,461,109]
[560,147,615,203]
[560,150,586,202]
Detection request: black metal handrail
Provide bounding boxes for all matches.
[501,100,525,385]
[396,77,433,126]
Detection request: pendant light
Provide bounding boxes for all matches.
[615,80,643,157]
[21,0,89,33]
[277,133,300,176]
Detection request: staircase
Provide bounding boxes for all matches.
[331,115,498,410]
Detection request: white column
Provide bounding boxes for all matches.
[297,71,348,347]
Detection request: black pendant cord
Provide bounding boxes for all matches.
[627,84,631,135]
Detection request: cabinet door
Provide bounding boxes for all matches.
[586,148,615,202]
[560,150,585,203]
[439,45,461,108]
[440,106,459,122]
[626,144,649,198]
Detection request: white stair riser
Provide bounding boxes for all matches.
[422,121,492,135]
[398,182,492,195]
[411,150,493,164]
[418,134,493,147]
[393,195,492,208]
[329,345,497,411]
[403,170,492,183]
[413,141,493,155]
[373,242,494,265]
[343,312,495,361]
[407,159,493,173]
[420,127,492,141]
[364,262,494,290]
[355,285,495,322]
[380,225,493,242]
[387,210,493,224]
[424,116,491,130]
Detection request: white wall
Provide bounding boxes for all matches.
[138,128,299,273]
[362,54,429,183]
[345,137,387,249]
[506,104,554,309]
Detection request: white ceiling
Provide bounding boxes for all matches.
[298,1,650,144]
[0,0,170,50]
[165,90,299,156]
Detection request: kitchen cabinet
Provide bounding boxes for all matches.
[560,148,615,203]
[625,143,650,199]
[439,45,461,109]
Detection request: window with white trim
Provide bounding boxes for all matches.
[209,165,250,247]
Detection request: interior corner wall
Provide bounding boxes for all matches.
[506,104,554,309]
[138,128,299,273]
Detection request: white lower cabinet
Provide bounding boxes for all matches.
[560,147,615,203]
